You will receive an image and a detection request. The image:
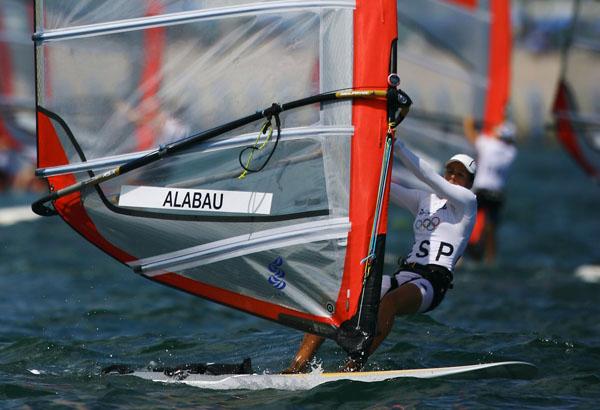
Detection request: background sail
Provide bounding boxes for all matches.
[394,0,511,186]
[0,0,36,189]
[552,0,600,181]
[34,0,397,346]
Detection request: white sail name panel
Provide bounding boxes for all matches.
[118,185,272,215]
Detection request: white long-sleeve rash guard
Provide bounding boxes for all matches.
[391,141,477,272]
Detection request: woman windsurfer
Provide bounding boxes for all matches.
[283,140,477,373]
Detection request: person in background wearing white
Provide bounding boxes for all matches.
[464,117,518,264]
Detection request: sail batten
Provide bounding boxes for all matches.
[34,0,356,43]
[36,126,354,177]
[131,217,351,274]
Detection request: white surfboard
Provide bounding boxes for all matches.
[129,361,537,391]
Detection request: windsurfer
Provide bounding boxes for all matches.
[283,142,477,373]
[463,117,518,264]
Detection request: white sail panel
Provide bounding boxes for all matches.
[34,0,358,328]
[34,0,399,353]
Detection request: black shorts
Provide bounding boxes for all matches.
[475,189,504,225]
[389,261,454,312]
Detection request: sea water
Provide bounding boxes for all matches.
[1,140,599,409]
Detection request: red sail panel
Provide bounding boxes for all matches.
[553,80,600,179]
[135,1,166,151]
[482,0,512,133]
[0,13,14,96]
[0,6,21,151]
[447,0,478,10]
[38,110,137,263]
[338,0,397,321]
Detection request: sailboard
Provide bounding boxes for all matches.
[123,361,537,391]
[0,0,37,188]
[31,0,403,356]
[393,0,512,187]
[552,0,600,182]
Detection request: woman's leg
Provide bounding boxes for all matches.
[368,282,423,355]
[341,282,423,372]
[282,333,325,374]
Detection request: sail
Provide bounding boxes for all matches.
[552,0,600,181]
[33,0,398,354]
[0,0,36,182]
[394,0,511,185]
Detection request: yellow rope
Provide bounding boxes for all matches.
[238,120,273,179]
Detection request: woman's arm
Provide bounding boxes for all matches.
[394,140,475,210]
[389,182,421,215]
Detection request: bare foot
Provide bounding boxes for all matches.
[281,363,310,374]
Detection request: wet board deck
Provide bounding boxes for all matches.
[129,361,537,391]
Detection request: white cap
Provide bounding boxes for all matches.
[445,154,477,175]
[495,121,517,141]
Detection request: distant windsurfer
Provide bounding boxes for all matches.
[464,117,518,264]
[283,142,477,373]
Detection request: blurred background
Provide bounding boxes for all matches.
[0,0,593,197]
[511,0,579,140]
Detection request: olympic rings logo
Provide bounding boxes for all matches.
[415,216,440,231]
